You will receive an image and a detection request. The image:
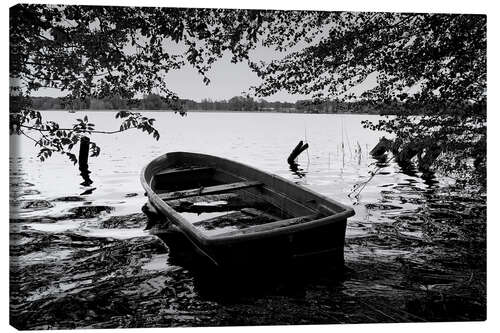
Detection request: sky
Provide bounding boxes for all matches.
[162,47,311,103]
[163,50,377,102]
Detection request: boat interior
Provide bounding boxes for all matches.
[150,164,330,237]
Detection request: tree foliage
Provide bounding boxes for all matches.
[10,4,321,163]
[10,6,486,187]
[249,12,486,186]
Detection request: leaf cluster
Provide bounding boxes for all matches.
[249,12,486,186]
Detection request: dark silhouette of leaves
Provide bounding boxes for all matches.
[11,5,306,163]
[249,12,486,186]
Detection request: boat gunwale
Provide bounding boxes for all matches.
[141,152,355,246]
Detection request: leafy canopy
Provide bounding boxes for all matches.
[10,6,486,187]
[10,4,322,162]
[249,12,486,185]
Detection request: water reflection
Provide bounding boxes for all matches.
[80,187,97,196]
[372,153,390,168]
[155,228,345,301]
[420,171,439,187]
[288,161,307,179]
[79,168,93,187]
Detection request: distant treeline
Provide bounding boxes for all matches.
[29,94,454,115]
[186,97,388,114]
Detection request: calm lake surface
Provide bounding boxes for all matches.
[9,111,486,329]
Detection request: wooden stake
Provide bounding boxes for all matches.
[78,136,93,186]
[287,140,309,165]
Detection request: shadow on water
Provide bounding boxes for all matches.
[397,159,439,187]
[79,166,93,187]
[420,170,439,187]
[155,229,346,302]
[372,153,390,168]
[288,161,307,179]
[80,186,97,196]
[375,152,439,187]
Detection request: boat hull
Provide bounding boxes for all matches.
[202,218,347,267]
[153,212,347,268]
[141,152,354,268]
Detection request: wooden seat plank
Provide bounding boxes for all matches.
[240,208,281,221]
[159,181,263,201]
[155,166,214,177]
[217,213,320,237]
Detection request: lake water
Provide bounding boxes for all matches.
[9,111,486,328]
[10,111,430,224]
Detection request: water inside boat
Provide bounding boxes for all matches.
[151,165,299,236]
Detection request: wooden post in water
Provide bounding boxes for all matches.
[78,136,93,186]
[287,140,309,165]
[78,136,90,170]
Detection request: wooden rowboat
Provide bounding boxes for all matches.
[141,152,355,268]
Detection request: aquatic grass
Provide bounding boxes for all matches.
[349,156,396,201]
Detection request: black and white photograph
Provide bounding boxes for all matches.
[7,0,491,330]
